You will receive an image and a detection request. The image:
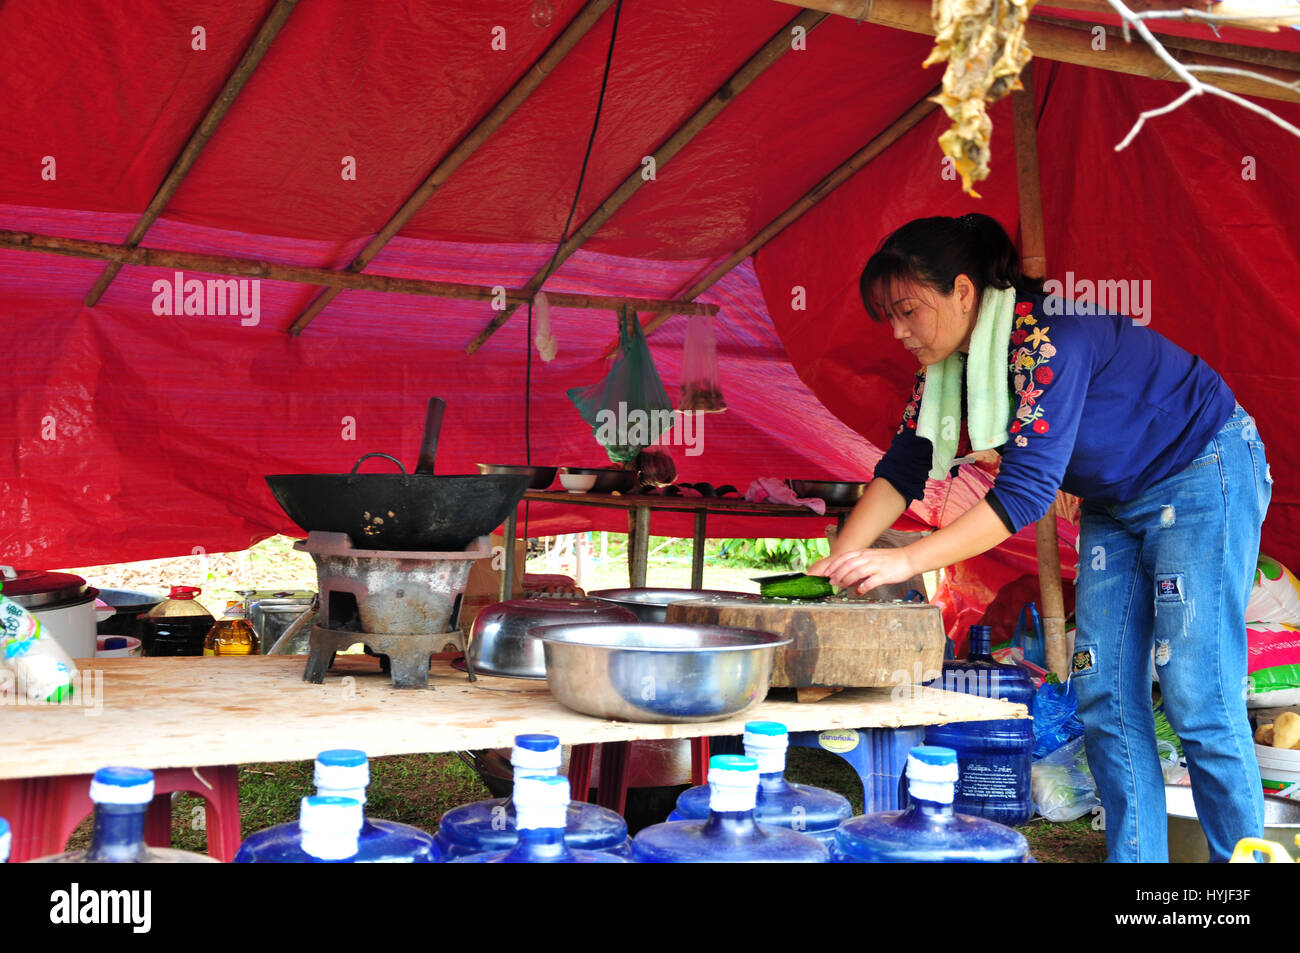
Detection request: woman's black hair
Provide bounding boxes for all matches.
[859,214,1044,321]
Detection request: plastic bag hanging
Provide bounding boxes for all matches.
[678,313,726,413]
[532,291,557,362]
[567,306,675,464]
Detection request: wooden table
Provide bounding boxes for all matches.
[503,490,856,597]
[1,655,1026,779]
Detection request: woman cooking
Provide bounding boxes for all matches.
[809,213,1271,863]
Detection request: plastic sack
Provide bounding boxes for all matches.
[1247,553,1300,625]
[0,591,77,703]
[1031,677,1085,759]
[567,307,675,463]
[678,313,726,413]
[1247,623,1300,708]
[1031,736,1099,822]
[1012,602,1047,670]
[532,291,557,362]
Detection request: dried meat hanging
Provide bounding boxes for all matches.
[678,313,727,414]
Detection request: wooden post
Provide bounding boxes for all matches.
[691,510,707,589]
[1012,70,1070,680]
[628,506,650,588]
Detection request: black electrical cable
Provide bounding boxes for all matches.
[523,0,625,549]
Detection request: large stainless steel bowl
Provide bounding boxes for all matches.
[588,588,760,623]
[468,598,637,679]
[1166,784,1300,862]
[476,463,557,490]
[539,622,791,723]
[787,480,866,506]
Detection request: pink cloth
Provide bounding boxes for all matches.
[745,478,826,515]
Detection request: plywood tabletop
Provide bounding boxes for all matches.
[0,656,1026,779]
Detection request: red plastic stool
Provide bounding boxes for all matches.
[0,765,242,862]
[566,739,710,816]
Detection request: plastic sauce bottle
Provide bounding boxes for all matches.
[235,749,440,863]
[298,796,364,863]
[833,746,1032,863]
[924,624,1036,826]
[668,721,851,845]
[632,755,830,863]
[204,602,260,656]
[435,733,630,859]
[141,586,214,657]
[32,767,217,863]
[451,776,630,864]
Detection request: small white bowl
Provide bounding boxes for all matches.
[560,473,597,493]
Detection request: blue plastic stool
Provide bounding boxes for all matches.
[788,727,926,812]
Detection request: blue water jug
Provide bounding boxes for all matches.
[925,624,1035,826]
[31,767,217,863]
[833,746,1032,862]
[235,749,441,863]
[633,755,830,863]
[435,733,630,859]
[451,777,630,863]
[0,817,10,863]
[667,721,851,844]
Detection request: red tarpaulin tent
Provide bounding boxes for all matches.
[3,0,1297,639]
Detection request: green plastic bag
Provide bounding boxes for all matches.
[567,307,675,463]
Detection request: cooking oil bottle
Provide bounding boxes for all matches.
[435,733,630,858]
[141,586,214,657]
[667,721,851,845]
[204,602,260,656]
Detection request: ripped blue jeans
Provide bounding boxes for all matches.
[1073,405,1271,862]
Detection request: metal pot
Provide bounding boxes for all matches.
[0,567,99,659]
[540,622,791,723]
[476,464,557,489]
[266,398,530,551]
[588,588,760,623]
[468,598,637,679]
[787,480,866,506]
[94,588,164,641]
[1166,784,1300,862]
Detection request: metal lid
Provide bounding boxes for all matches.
[0,567,89,609]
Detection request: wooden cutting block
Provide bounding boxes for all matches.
[666,599,946,690]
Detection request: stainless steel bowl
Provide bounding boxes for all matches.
[588,588,760,623]
[559,467,638,493]
[539,622,791,723]
[469,598,637,679]
[787,480,866,506]
[476,463,557,490]
[1166,784,1300,862]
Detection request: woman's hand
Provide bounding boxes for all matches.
[809,547,919,595]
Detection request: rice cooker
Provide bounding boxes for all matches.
[0,566,99,659]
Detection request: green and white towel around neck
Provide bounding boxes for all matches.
[913,286,1017,480]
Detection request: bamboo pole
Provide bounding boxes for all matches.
[772,0,1300,102]
[463,8,831,355]
[1,230,719,315]
[84,0,300,307]
[1011,70,1071,680]
[620,90,941,355]
[1035,0,1300,32]
[288,0,617,337]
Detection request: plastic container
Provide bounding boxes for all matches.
[31,767,217,863]
[1257,743,1300,800]
[450,776,630,863]
[235,749,441,862]
[435,733,631,859]
[298,796,364,863]
[833,746,1032,863]
[668,721,851,844]
[632,755,830,863]
[141,586,214,657]
[204,603,260,656]
[924,624,1035,826]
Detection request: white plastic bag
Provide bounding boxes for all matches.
[678,314,726,413]
[532,291,557,362]
[1031,736,1099,822]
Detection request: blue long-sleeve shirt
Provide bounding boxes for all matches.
[872,292,1236,533]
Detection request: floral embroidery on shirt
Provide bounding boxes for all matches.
[898,368,925,434]
[1009,300,1054,438]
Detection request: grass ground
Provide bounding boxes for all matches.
[58,534,1105,861]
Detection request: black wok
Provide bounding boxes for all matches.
[265,398,529,552]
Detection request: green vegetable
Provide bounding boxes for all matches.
[759,574,834,600]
